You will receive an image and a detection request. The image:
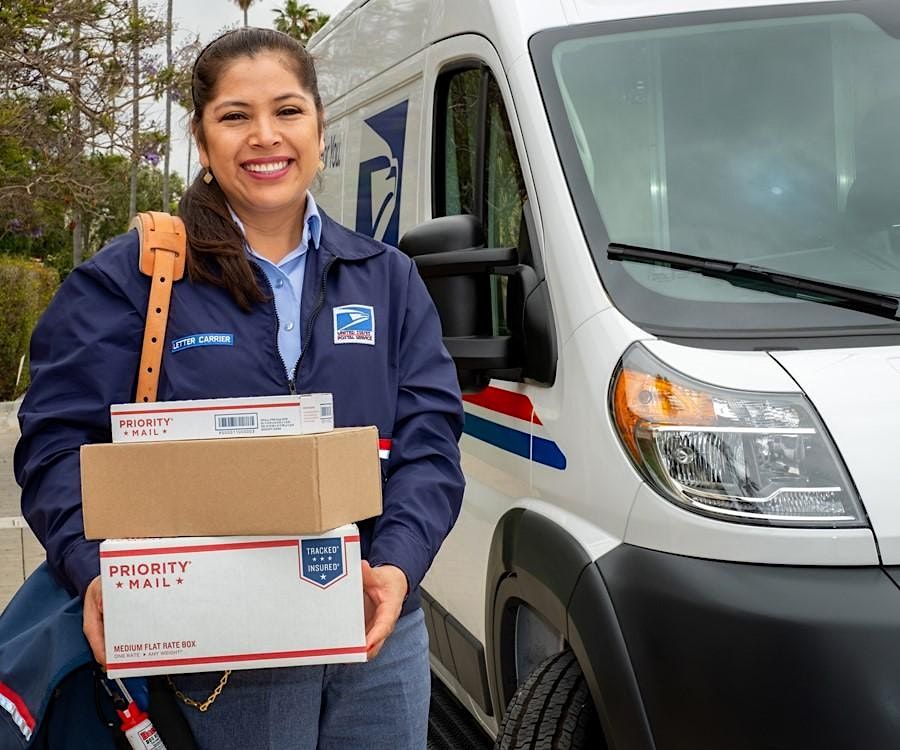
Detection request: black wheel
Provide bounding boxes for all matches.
[495,651,605,750]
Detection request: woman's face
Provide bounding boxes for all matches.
[195,52,324,224]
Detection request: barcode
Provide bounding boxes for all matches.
[215,413,258,430]
[320,404,333,418]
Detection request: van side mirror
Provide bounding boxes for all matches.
[399,213,556,392]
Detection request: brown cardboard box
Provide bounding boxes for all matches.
[81,426,382,539]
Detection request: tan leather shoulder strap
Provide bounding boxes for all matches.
[130,211,187,403]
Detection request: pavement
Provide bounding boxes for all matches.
[0,398,44,610]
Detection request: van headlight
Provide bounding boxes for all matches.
[611,344,866,528]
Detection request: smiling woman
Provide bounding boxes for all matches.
[14,25,464,750]
[194,53,325,261]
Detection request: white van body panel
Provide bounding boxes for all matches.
[527,310,648,541]
[423,436,531,643]
[773,347,900,564]
[313,1,431,109]
[643,340,800,392]
[513,499,623,561]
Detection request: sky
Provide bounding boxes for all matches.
[160,0,352,184]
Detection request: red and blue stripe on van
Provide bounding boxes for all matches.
[462,386,566,470]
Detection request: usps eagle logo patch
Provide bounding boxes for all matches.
[333,304,375,345]
[300,538,345,588]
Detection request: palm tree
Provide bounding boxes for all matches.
[273,1,329,45]
[233,0,256,27]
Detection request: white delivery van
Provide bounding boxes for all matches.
[309,1,900,747]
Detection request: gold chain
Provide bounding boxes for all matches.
[166,670,232,712]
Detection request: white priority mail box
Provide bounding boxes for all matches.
[110,393,333,443]
[101,525,366,678]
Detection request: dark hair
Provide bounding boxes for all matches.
[178,28,325,310]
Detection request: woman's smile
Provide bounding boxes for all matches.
[242,157,294,179]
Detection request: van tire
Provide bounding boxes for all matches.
[494,650,604,750]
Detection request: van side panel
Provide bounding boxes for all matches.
[313,1,429,110]
[317,117,347,224]
[316,63,425,244]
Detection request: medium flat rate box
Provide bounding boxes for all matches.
[102,526,366,678]
[110,394,333,444]
[81,427,382,539]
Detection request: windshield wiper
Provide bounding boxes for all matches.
[608,243,900,322]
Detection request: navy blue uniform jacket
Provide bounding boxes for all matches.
[14,211,465,618]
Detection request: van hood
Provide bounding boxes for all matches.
[771,347,900,565]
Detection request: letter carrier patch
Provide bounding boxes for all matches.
[171,333,234,352]
[333,305,374,345]
[300,538,345,588]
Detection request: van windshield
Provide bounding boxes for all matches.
[532,5,900,341]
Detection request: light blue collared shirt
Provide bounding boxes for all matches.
[230,193,323,381]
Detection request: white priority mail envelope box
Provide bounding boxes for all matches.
[110,393,333,443]
[101,525,366,678]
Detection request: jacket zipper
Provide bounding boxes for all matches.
[250,260,295,393]
[290,257,337,393]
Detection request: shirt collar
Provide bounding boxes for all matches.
[228,192,322,263]
[303,192,322,251]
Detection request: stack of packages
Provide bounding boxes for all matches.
[80,393,382,679]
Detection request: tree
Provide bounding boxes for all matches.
[0,153,185,276]
[233,0,256,27]
[149,33,200,204]
[0,1,168,267]
[85,154,185,256]
[272,1,329,45]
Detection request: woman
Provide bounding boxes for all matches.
[15,27,465,749]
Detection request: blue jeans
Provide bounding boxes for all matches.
[173,608,430,749]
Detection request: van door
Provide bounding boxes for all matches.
[416,34,545,725]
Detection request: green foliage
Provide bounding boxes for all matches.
[0,153,185,277]
[0,0,174,267]
[83,154,185,257]
[0,257,58,400]
[272,1,329,45]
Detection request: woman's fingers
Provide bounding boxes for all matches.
[83,576,107,667]
[361,560,407,659]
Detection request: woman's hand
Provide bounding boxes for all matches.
[361,561,408,659]
[83,575,106,667]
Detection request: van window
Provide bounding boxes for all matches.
[442,69,480,217]
[532,6,900,340]
[436,66,527,336]
[485,77,527,249]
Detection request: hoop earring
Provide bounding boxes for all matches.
[202,169,214,185]
[318,159,325,173]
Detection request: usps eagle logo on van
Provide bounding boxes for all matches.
[333,304,375,345]
[356,100,408,247]
[300,538,345,588]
